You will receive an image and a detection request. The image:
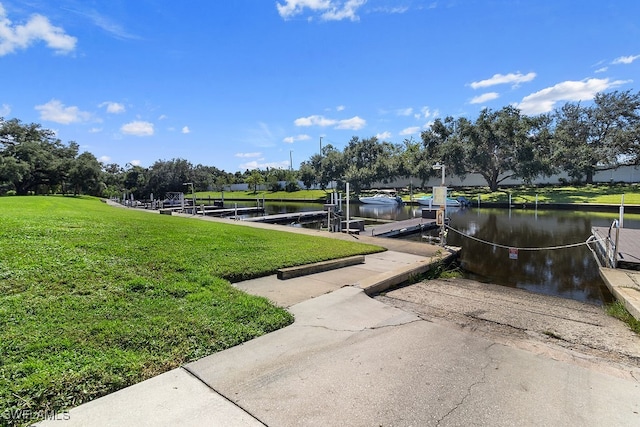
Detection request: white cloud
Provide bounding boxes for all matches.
[129,160,141,166]
[0,4,77,56]
[595,67,608,74]
[98,155,110,163]
[121,120,154,136]
[336,116,366,130]
[181,126,190,134]
[336,105,345,111]
[71,8,138,40]
[470,72,536,89]
[397,108,413,116]
[322,0,366,21]
[89,127,102,133]
[35,99,91,124]
[400,126,420,136]
[470,92,499,104]
[294,115,337,127]
[235,152,262,158]
[158,114,168,120]
[283,134,311,143]
[100,101,125,114]
[372,6,408,14]
[0,103,10,116]
[612,54,640,65]
[414,106,437,120]
[376,131,392,139]
[295,114,365,130]
[276,0,366,21]
[517,78,630,115]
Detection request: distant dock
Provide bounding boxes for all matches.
[363,217,439,238]
[590,226,640,320]
[243,211,327,224]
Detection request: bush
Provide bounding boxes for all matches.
[285,181,300,192]
[268,181,282,192]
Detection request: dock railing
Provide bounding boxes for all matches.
[605,219,621,268]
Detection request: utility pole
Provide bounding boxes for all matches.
[432,163,446,246]
[320,136,323,155]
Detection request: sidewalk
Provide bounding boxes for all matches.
[36,213,640,426]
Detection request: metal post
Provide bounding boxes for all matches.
[433,163,446,246]
[614,224,620,268]
[346,183,350,233]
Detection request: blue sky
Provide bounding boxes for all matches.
[1,1,639,173]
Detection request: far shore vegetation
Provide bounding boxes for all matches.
[2,90,640,199]
[0,196,383,424]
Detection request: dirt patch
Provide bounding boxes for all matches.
[376,278,640,379]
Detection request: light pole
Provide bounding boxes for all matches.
[433,162,445,186]
[289,150,293,171]
[432,163,446,246]
[183,182,195,213]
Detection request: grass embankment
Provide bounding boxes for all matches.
[606,301,640,334]
[452,183,640,205]
[196,189,326,201]
[0,196,382,423]
[196,184,640,205]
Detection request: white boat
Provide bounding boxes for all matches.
[416,196,462,207]
[359,191,403,205]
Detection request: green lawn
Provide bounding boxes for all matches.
[196,184,640,205]
[405,183,640,204]
[0,196,382,424]
[452,184,640,205]
[196,189,328,201]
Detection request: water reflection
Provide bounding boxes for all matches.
[409,209,640,305]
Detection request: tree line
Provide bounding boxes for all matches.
[1,90,639,198]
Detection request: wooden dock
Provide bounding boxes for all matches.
[199,206,263,217]
[363,218,439,238]
[591,226,640,320]
[591,226,640,270]
[243,211,327,224]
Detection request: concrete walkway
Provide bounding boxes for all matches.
[36,209,640,426]
[599,267,640,320]
[38,282,640,426]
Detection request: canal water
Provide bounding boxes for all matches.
[412,208,640,306]
[232,201,640,305]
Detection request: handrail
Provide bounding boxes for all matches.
[606,219,620,268]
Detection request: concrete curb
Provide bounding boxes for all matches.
[599,267,640,320]
[359,250,459,296]
[277,255,365,279]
